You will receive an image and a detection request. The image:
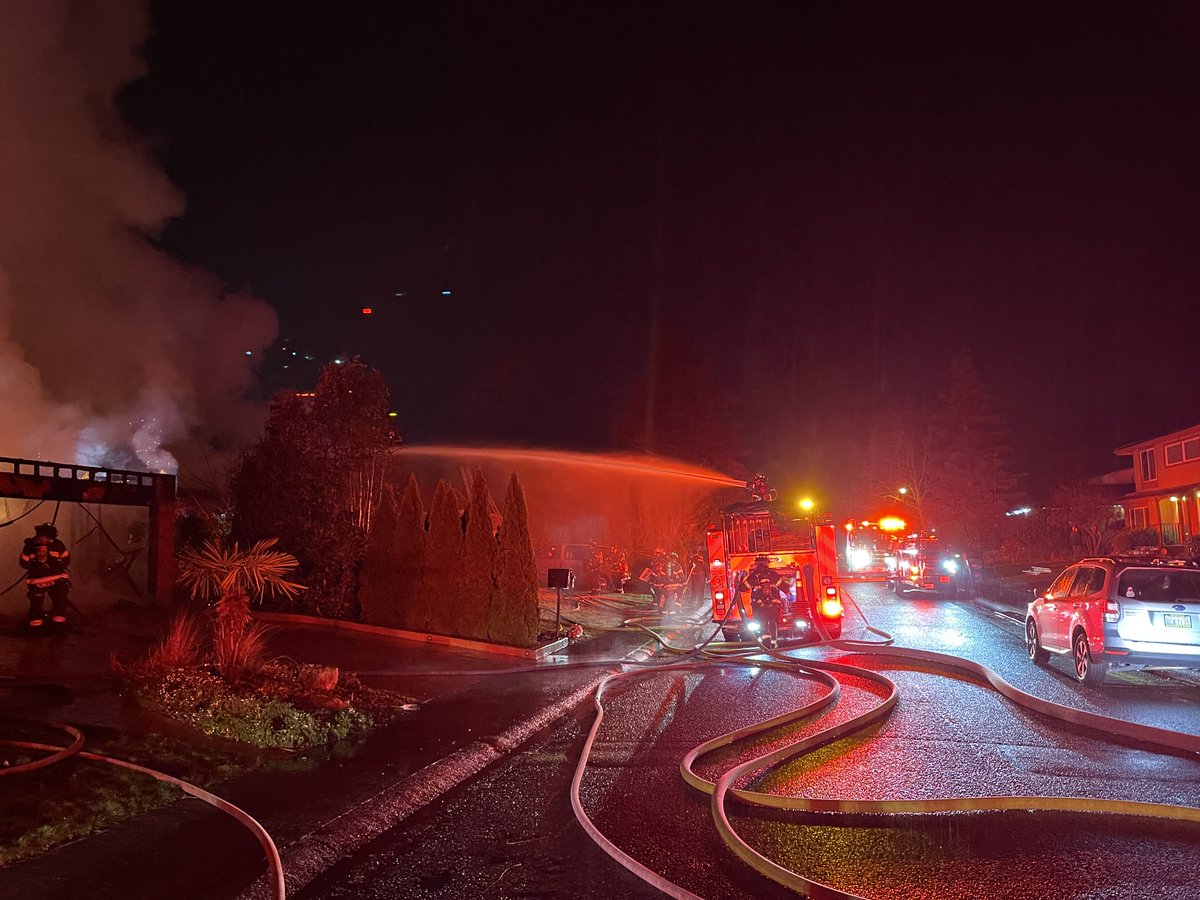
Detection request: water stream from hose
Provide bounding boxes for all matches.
[393,445,744,488]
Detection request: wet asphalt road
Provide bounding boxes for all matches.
[297,585,1200,900]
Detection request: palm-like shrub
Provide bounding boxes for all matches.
[178,539,306,681]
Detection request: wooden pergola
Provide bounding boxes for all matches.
[0,457,176,604]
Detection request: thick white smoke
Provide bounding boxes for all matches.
[0,1,277,474]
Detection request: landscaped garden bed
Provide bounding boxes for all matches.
[127,658,411,750]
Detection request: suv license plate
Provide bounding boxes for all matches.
[1163,614,1192,629]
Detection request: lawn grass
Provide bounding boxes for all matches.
[0,717,248,866]
[0,664,414,866]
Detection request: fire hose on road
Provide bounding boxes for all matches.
[567,587,1200,899]
[4,585,1196,900]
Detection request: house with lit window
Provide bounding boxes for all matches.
[1113,424,1200,546]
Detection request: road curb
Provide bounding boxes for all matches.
[236,636,662,900]
[252,611,568,659]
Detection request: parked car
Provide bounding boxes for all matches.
[1025,557,1200,686]
[890,534,977,599]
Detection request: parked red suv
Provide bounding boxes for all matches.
[1025,556,1200,686]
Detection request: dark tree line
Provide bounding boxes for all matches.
[859,355,1019,548]
[230,359,541,645]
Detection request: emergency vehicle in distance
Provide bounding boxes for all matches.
[889,531,976,598]
[843,516,907,579]
[705,500,844,642]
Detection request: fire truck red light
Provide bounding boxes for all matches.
[361,307,373,315]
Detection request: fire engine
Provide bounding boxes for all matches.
[705,500,844,642]
[843,516,907,579]
[890,531,976,598]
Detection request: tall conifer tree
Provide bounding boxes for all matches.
[395,473,427,631]
[460,469,498,640]
[935,355,1018,545]
[358,482,401,627]
[490,473,540,647]
[231,358,394,617]
[424,479,464,636]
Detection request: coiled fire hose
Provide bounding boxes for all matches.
[568,587,1200,899]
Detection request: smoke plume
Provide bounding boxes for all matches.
[0,1,277,474]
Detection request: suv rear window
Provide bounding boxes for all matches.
[1116,569,1200,602]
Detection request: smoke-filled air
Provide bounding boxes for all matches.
[0,1,276,473]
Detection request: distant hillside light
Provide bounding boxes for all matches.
[244,350,252,356]
[388,411,398,418]
[441,290,452,296]
[361,307,373,315]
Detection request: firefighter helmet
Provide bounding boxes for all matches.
[34,523,58,538]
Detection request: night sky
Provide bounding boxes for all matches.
[121,2,1200,500]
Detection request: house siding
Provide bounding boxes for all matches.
[1115,426,1200,546]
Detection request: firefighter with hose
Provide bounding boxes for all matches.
[740,554,785,647]
[20,522,71,629]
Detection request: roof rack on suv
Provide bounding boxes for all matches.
[1106,554,1200,569]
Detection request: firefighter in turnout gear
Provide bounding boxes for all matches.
[740,554,785,647]
[20,522,71,628]
[648,549,686,614]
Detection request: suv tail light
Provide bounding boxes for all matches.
[1104,599,1120,623]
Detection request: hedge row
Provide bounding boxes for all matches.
[358,470,541,647]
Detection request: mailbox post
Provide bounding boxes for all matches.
[546,567,574,634]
